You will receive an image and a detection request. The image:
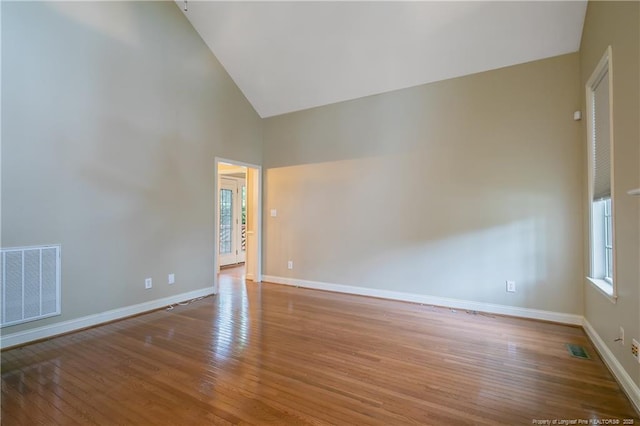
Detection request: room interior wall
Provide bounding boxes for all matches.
[580,0,640,388]
[4,4,636,400]
[1,1,262,335]
[263,53,584,316]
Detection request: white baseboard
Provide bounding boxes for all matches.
[3,274,637,414]
[583,319,640,414]
[0,287,215,349]
[262,275,583,325]
[264,275,640,412]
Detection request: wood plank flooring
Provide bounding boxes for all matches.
[2,270,638,425]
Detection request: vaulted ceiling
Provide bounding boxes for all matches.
[179,1,587,118]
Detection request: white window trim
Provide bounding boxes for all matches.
[585,46,617,303]
[587,277,616,302]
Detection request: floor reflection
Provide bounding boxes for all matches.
[213,267,250,359]
[202,265,264,400]
[4,264,634,424]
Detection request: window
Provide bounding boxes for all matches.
[586,46,616,300]
[603,198,613,281]
[591,198,613,283]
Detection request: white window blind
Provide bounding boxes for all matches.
[592,68,611,201]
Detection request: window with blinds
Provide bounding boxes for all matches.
[592,65,611,201]
[586,46,615,298]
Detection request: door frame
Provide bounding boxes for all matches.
[214,157,262,293]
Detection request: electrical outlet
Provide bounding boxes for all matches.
[506,280,516,293]
[632,339,639,362]
[168,273,175,285]
[619,327,625,345]
[145,278,152,289]
[287,260,293,270]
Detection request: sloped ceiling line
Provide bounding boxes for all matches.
[179,1,587,118]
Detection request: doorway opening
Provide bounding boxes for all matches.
[214,158,262,294]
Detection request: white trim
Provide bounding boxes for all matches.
[246,230,256,282]
[583,319,640,414]
[0,244,61,251]
[262,275,583,326]
[585,45,617,300]
[263,274,640,411]
[586,277,617,303]
[4,276,637,414]
[0,287,214,349]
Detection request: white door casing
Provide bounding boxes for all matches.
[214,157,262,294]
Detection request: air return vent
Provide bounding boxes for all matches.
[566,343,590,360]
[1,245,61,327]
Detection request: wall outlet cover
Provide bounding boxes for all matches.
[145,278,152,289]
[506,280,516,293]
[168,273,175,285]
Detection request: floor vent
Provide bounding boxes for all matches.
[1,245,61,327]
[566,343,590,360]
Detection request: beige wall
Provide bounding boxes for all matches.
[263,53,583,314]
[580,1,640,387]
[4,5,636,391]
[1,1,262,333]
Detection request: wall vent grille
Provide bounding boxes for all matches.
[1,245,61,327]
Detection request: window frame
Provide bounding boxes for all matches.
[603,198,613,283]
[585,46,617,302]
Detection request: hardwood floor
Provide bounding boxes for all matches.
[2,271,638,425]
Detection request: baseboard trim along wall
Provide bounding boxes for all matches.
[2,274,637,413]
[0,287,215,349]
[263,274,640,413]
[262,275,583,325]
[583,319,640,414]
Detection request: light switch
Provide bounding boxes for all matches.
[270,209,277,217]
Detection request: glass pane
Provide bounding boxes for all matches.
[219,189,233,254]
[604,198,613,279]
[241,186,247,252]
[242,186,246,225]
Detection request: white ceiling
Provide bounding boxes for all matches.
[179,1,587,118]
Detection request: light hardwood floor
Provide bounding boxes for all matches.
[2,269,638,425]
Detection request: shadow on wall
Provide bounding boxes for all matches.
[2,0,261,330]
[37,2,215,302]
[261,52,582,314]
[263,152,578,313]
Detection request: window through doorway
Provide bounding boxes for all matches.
[219,175,246,267]
[215,158,262,289]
